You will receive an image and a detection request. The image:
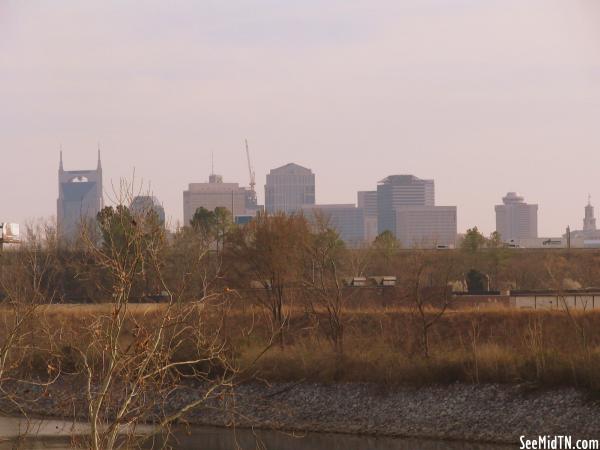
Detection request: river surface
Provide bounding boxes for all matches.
[0,416,513,449]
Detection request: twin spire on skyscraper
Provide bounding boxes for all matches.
[58,143,102,171]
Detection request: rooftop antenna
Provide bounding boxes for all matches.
[211,151,214,176]
[59,144,63,171]
[97,141,102,170]
[588,193,592,206]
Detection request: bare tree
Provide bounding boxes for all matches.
[229,212,311,346]
[404,250,456,358]
[304,218,353,354]
[69,181,240,449]
[545,255,588,352]
[0,221,60,420]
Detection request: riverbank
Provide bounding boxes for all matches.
[2,380,599,444]
[185,382,600,443]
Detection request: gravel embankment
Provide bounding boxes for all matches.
[3,381,600,444]
[181,382,600,443]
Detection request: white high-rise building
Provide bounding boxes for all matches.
[495,192,538,242]
[265,163,315,214]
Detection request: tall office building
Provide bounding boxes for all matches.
[371,174,457,248]
[301,204,365,246]
[495,192,538,242]
[395,206,457,248]
[265,163,315,214]
[357,191,378,242]
[130,195,166,226]
[57,151,103,240]
[377,175,435,235]
[183,174,252,226]
[357,191,378,217]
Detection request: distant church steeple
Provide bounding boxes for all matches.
[584,195,596,232]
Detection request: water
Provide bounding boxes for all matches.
[0,417,513,450]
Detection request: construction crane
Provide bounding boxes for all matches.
[245,139,256,192]
[245,139,257,208]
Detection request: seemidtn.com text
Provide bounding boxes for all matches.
[520,436,599,450]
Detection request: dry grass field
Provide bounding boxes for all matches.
[3,302,600,390]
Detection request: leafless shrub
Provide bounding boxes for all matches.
[402,250,457,358]
[64,180,240,449]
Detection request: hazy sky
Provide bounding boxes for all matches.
[1,0,599,235]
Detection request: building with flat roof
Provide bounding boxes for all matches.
[183,174,253,226]
[394,206,457,248]
[57,151,103,240]
[377,175,434,235]
[265,163,315,214]
[367,174,457,247]
[495,192,538,242]
[358,190,378,242]
[301,204,365,246]
[357,191,378,217]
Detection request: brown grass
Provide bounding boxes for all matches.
[3,304,600,389]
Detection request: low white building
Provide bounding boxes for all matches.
[511,237,567,248]
[511,290,600,310]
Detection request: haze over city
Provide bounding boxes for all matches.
[5,3,600,448]
[2,0,600,235]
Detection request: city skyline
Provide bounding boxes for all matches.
[16,148,600,238]
[52,145,600,250]
[2,1,600,235]
[3,3,600,446]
